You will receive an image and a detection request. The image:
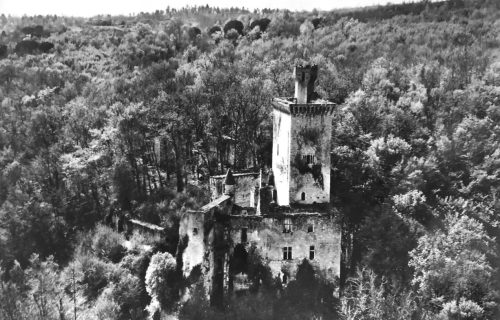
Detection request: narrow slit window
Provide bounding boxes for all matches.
[277,144,279,155]
[309,246,315,260]
[282,247,292,260]
[301,192,306,201]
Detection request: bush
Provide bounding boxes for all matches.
[111,269,149,319]
[92,287,120,320]
[277,260,340,320]
[91,224,126,262]
[145,252,179,315]
[120,249,152,280]
[77,254,111,300]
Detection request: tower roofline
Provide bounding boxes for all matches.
[272,97,335,115]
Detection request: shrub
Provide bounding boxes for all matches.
[145,252,179,315]
[91,224,126,262]
[77,254,111,300]
[111,269,149,319]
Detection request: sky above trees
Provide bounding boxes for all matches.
[1,0,412,17]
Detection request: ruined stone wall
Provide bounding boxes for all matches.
[289,113,333,204]
[272,109,291,206]
[209,174,260,209]
[180,206,341,304]
[179,201,234,304]
[178,211,206,278]
[226,213,341,282]
[179,210,220,303]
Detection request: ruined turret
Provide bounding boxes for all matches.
[294,65,318,104]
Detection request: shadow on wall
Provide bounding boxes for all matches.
[293,154,324,189]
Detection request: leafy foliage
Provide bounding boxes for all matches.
[0,0,499,318]
[144,252,178,316]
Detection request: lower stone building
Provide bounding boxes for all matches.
[179,177,341,305]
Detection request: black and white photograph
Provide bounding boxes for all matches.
[0,0,499,319]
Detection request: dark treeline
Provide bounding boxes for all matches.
[1,0,500,319]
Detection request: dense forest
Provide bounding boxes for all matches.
[1,0,500,319]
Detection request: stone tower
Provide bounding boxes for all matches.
[272,65,335,206]
[178,65,342,306]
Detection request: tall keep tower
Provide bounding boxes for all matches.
[272,65,335,206]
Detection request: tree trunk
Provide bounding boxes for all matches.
[150,142,164,189]
[173,138,184,192]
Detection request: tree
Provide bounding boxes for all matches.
[91,224,126,263]
[223,20,244,35]
[145,252,178,317]
[277,260,340,320]
[25,254,65,320]
[0,262,27,320]
[62,262,86,320]
[342,268,425,320]
[409,205,499,318]
[357,206,419,284]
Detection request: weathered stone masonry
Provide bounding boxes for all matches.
[179,65,341,306]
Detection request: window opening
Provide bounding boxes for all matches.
[307,224,314,233]
[193,228,198,235]
[282,247,292,260]
[283,218,292,233]
[241,228,248,243]
[301,192,306,201]
[309,246,315,260]
[216,181,223,195]
[302,154,316,165]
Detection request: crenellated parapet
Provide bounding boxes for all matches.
[273,97,335,116]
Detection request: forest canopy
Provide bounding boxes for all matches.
[1,0,500,319]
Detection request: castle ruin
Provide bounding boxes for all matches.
[178,65,341,306]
